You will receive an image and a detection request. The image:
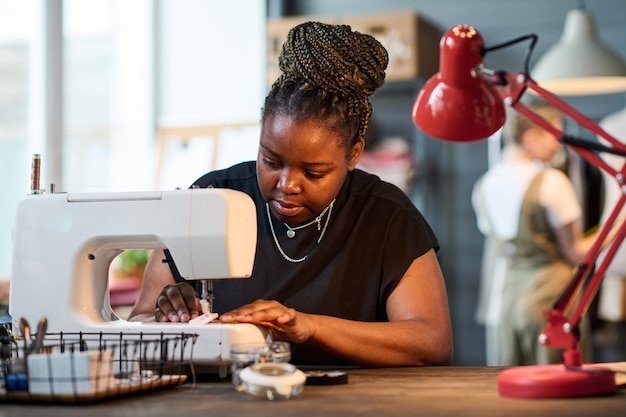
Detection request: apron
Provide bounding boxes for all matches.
[478,171,591,365]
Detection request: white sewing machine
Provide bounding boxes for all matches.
[9,188,268,370]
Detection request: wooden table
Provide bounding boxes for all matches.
[1,366,625,416]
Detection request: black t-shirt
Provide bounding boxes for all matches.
[169,161,439,365]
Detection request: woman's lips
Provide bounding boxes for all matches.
[271,200,304,219]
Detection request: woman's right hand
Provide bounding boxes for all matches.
[154,282,200,322]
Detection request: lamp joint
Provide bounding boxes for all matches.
[538,334,548,345]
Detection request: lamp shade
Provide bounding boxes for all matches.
[531,8,626,96]
[412,25,506,142]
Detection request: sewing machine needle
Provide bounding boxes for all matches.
[190,280,218,325]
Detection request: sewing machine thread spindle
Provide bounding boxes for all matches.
[30,154,41,194]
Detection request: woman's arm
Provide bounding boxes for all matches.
[219,249,454,367]
[553,220,595,266]
[130,248,454,366]
[554,214,626,267]
[127,249,199,322]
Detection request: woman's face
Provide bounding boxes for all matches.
[527,116,564,163]
[257,114,362,225]
[519,108,564,163]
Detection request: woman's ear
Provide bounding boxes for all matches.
[347,140,365,170]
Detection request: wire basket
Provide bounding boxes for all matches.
[0,328,198,403]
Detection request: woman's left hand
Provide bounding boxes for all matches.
[218,299,314,343]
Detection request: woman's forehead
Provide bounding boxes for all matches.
[262,115,343,147]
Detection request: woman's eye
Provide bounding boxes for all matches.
[263,158,280,168]
[306,171,325,179]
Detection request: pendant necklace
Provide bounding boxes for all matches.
[266,199,336,263]
[284,203,333,238]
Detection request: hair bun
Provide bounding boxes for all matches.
[278,21,388,98]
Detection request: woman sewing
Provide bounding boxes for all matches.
[128,21,453,367]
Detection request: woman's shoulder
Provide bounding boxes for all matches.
[192,161,257,189]
[347,169,439,251]
[349,169,411,203]
[482,159,538,189]
[543,166,571,183]
[347,169,421,219]
[540,167,577,198]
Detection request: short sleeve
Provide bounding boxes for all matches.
[540,169,582,228]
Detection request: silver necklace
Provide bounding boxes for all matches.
[266,199,335,263]
[284,203,333,238]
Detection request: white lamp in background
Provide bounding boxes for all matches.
[531,8,626,96]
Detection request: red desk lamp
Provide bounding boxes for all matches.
[413,24,626,398]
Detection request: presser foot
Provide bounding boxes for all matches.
[189,312,219,325]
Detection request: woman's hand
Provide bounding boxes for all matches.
[219,299,315,343]
[154,282,200,322]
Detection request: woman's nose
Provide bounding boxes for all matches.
[277,169,302,194]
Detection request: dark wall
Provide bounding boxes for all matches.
[268,0,626,365]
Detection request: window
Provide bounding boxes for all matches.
[0,0,266,282]
[0,0,34,279]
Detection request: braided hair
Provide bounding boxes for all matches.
[262,21,388,157]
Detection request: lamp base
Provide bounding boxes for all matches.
[498,364,617,398]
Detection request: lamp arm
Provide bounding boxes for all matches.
[560,136,626,158]
[489,71,626,362]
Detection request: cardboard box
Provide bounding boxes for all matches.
[266,11,441,86]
